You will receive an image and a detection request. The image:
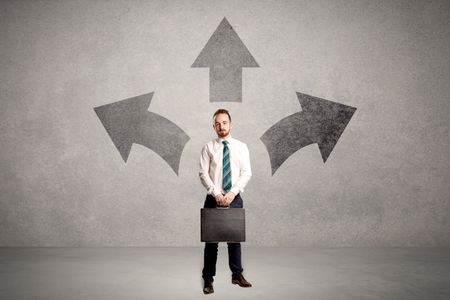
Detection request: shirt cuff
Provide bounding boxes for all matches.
[230,187,240,196]
[212,188,222,197]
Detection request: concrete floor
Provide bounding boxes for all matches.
[0,247,449,300]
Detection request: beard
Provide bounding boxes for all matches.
[217,129,229,137]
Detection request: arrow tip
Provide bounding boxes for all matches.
[296,92,356,163]
[192,17,259,68]
[94,92,154,163]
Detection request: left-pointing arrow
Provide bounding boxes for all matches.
[94,92,190,175]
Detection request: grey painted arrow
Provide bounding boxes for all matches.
[261,92,356,175]
[192,17,259,102]
[94,92,190,175]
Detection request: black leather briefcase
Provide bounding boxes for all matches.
[201,207,246,242]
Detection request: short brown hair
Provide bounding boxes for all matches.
[213,109,231,122]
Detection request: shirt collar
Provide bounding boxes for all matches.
[216,136,233,144]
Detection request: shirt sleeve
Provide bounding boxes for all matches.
[230,144,252,195]
[199,144,222,196]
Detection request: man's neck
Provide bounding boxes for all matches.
[218,135,231,141]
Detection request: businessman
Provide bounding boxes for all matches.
[199,109,252,294]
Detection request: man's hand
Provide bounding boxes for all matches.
[223,192,236,206]
[215,194,226,206]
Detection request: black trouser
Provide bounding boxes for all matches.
[202,193,244,279]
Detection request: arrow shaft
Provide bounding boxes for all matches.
[209,67,242,102]
[261,112,319,174]
[134,112,189,174]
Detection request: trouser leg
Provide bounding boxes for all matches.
[227,194,244,276]
[202,242,218,279]
[227,242,243,276]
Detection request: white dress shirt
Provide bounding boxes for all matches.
[199,136,252,197]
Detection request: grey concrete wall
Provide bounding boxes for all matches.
[1,0,449,246]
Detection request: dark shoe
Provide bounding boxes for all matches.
[232,274,252,287]
[203,277,214,294]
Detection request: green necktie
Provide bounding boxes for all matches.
[222,140,232,193]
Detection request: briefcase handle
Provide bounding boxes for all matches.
[216,205,230,209]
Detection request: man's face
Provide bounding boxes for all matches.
[213,113,232,138]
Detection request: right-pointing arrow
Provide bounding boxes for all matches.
[261,92,357,175]
[192,17,259,102]
[94,92,190,175]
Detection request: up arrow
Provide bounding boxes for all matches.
[192,17,259,102]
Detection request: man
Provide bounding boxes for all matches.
[199,109,252,294]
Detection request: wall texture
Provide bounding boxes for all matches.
[1,0,449,246]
